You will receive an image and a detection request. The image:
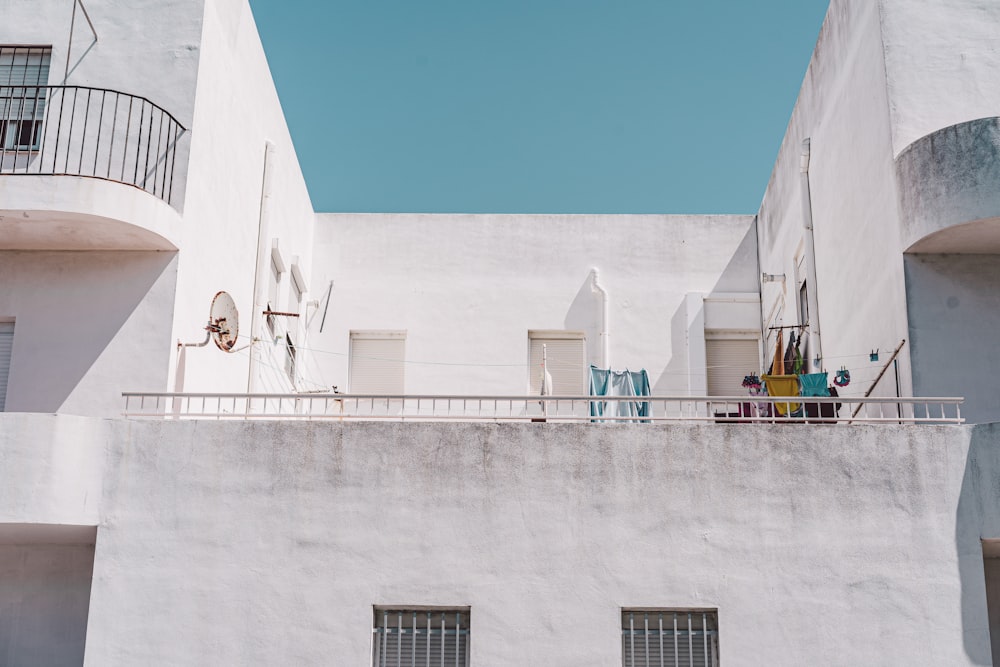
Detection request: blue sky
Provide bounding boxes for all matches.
[248,1,830,214]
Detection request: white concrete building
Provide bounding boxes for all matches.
[1,0,1000,665]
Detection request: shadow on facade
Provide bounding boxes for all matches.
[957,423,1000,664]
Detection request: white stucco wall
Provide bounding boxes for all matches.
[309,213,759,396]
[0,414,996,665]
[879,0,1000,157]
[166,0,316,398]
[0,0,204,128]
[0,251,177,417]
[757,0,912,401]
[0,0,318,409]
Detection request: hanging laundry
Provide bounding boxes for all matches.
[798,372,830,397]
[589,366,650,422]
[784,331,798,372]
[762,374,802,417]
[773,329,785,375]
[792,342,805,375]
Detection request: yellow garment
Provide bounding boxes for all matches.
[762,374,801,416]
[773,329,784,375]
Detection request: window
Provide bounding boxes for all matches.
[287,261,306,340]
[528,330,586,394]
[267,255,282,336]
[705,334,759,396]
[0,321,12,411]
[798,280,809,327]
[284,334,296,385]
[372,608,469,667]
[350,331,406,394]
[1,47,50,151]
[622,609,719,667]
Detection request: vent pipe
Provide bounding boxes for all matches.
[590,268,609,369]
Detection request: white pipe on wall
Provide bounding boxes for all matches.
[247,141,276,392]
[590,268,610,369]
[800,138,824,372]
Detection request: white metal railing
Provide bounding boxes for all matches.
[122,393,964,425]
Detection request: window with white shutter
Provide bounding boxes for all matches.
[372,608,470,667]
[528,331,586,395]
[0,321,12,411]
[350,331,405,394]
[622,609,719,667]
[705,336,759,397]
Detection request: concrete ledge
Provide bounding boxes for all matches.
[897,117,1000,253]
[0,175,181,250]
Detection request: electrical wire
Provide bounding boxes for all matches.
[226,323,896,386]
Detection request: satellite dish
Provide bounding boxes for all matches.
[208,291,239,352]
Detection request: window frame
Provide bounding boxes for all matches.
[621,608,720,667]
[0,319,14,412]
[267,250,284,337]
[372,606,471,667]
[527,329,586,395]
[349,330,407,395]
[0,46,52,152]
[704,331,761,397]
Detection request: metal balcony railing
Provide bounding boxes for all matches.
[1,85,185,206]
[122,393,965,425]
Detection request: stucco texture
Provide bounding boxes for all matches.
[0,416,976,665]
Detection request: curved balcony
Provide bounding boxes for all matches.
[0,85,187,250]
[896,116,1000,253]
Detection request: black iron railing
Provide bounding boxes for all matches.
[0,85,186,207]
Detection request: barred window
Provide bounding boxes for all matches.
[0,47,51,151]
[373,608,470,667]
[622,609,719,667]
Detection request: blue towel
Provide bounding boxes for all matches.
[798,372,830,397]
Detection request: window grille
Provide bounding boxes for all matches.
[0,47,51,151]
[373,608,470,667]
[622,610,719,667]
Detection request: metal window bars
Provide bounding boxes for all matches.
[122,393,964,425]
[0,47,185,207]
[622,610,719,667]
[372,609,470,667]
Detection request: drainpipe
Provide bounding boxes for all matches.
[247,141,276,392]
[590,268,609,369]
[800,139,823,372]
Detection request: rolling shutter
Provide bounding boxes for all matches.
[0,322,13,411]
[706,338,759,396]
[529,333,586,394]
[350,332,405,394]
